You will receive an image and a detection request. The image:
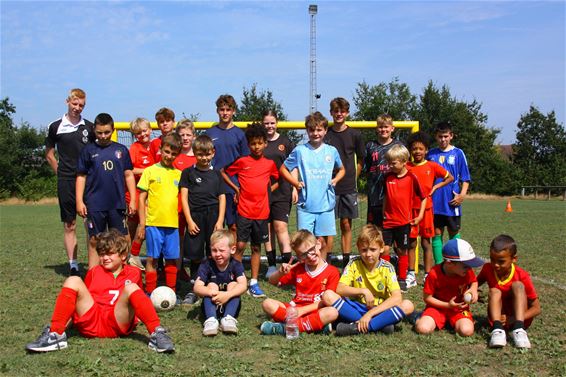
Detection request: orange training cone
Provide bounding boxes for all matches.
[505,200,513,213]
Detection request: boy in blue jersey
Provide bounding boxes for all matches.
[280,111,345,259]
[323,224,414,335]
[205,95,249,238]
[193,230,247,336]
[426,122,471,264]
[76,113,136,269]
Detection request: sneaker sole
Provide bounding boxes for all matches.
[220,326,238,334]
[247,290,266,298]
[26,341,68,352]
[202,330,218,337]
[148,343,175,353]
[489,342,506,348]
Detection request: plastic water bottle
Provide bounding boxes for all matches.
[285,303,299,340]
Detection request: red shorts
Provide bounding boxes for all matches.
[410,208,434,239]
[422,306,474,330]
[73,303,137,338]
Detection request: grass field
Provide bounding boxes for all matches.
[1,199,565,376]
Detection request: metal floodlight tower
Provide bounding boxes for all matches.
[309,4,319,114]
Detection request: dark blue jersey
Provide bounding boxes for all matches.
[205,125,249,194]
[77,141,133,211]
[196,258,245,291]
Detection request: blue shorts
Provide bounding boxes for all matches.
[86,210,127,238]
[225,193,237,227]
[297,209,336,237]
[145,226,180,260]
[334,298,367,322]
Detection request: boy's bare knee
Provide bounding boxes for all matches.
[63,276,83,289]
[319,307,338,323]
[456,319,474,337]
[64,221,76,232]
[415,317,435,334]
[321,290,339,306]
[123,283,141,295]
[511,281,525,292]
[261,298,277,314]
[400,299,414,315]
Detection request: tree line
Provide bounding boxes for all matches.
[1,78,564,200]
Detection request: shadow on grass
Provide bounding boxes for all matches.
[44,263,87,278]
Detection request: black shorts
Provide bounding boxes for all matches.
[236,215,269,245]
[382,224,411,250]
[434,215,461,233]
[270,200,292,223]
[335,193,359,219]
[184,206,218,261]
[57,179,77,223]
[367,205,384,227]
[86,210,127,238]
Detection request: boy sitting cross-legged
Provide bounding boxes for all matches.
[260,229,339,335]
[25,230,174,353]
[323,224,414,336]
[193,230,247,336]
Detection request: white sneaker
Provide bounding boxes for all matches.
[265,266,278,279]
[202,317,219,337]
[406,272,417,289]
[511,328,531,349]
[128,255,145,271]
[489,328,507,348]
[220,315,239,334]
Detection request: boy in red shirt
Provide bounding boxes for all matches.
[127,118,155,270]
[415,238,483,337]
[478,235,540,349]
[149,107,176,162]
[406,131,453,286]
[25,230,174,353]
[221,123,279,298]
[261,229,339,335]
[382,144,426,291]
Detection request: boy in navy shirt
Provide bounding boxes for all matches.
[76,113,136,269]
[193,230,247,336]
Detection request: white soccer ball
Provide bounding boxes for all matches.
[150,286,177,312]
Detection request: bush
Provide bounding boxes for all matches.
[16,174,57,201]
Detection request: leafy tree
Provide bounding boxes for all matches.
[513,106,566,186]
[352,77,419,144]
[235,84,301,145]
[0,98,54,199]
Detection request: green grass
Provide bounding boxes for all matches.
[1,199,565,376]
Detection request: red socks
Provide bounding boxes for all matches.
[131,241,142,256]
[298,312,324,333]
[397,254,409,280]
[164,264,177,292]
[272,306,287,323]
[129,289,160,334]
[145,270,158,294]
[50,287,78,334]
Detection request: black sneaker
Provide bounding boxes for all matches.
[381,324,395,335]
[398,279,408,292]
[69,266,80,277]
[25,326,68,352]
[335,322,360,337]
[148,326,175,353]
[181,292,199,309]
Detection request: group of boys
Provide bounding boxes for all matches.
[28,89,540,354]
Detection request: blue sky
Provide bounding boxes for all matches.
[1,0,564,143]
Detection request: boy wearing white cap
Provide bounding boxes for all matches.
[415,239,484,337]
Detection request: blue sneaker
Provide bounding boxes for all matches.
[248,283,266,298]
[260,321,285,335]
